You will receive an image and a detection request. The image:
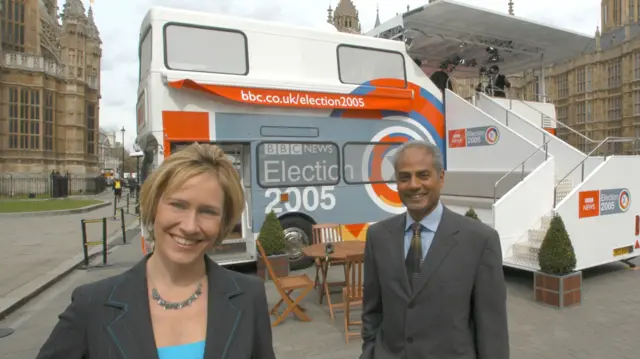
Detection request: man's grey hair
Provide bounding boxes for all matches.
[392,140,444,173]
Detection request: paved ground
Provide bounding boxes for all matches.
[0,191,139,316]
[1,234,640,359]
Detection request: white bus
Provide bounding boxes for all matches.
[136,6,447,269]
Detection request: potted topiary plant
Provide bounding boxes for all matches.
[465,207,480,220]
[256,210,289,281]
[534,213,581,309]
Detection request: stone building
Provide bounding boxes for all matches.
[327,0,362,34]
[98,130,118,173]
[0,0,102,175]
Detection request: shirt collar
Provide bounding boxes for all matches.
[405,201,444,233]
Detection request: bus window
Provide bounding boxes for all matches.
[164,24,248,75]
[342,142,402,184]
[337,45,406,87]
[256,142,340,188]
[139,27,152,80]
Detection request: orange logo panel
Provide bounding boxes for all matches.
[578,190,600,218]
[448,129,466,148]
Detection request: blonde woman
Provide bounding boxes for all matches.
[36,143,276,359]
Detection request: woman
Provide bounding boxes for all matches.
[36,143,276,359]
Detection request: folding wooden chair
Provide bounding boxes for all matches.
[342,253,364,344]
[311,223,347,320]
[256,240,314,326]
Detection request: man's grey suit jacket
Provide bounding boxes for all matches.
[360,206,510,359]
[35,254,276,359]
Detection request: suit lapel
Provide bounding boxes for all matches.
[386,214,411,297]
[202,256,243,359]
[411,207,460,299]
[105,255,159,359]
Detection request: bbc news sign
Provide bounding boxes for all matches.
[448,125,500,148]
[257,142,340,187]
[578,188,631,219]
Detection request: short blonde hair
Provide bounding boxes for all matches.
[139,143,244,246]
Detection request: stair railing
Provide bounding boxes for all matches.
[519,93,553,103]
[514,100,597,146]
[493,136,552,203]
[446,77,478,105]
[553,137,640,207]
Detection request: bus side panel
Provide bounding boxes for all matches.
[213,113,443,238]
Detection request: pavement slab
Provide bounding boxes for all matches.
[0,191,139,318]
[1,236,639,358]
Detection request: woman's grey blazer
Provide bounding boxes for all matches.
[35,254,276,359]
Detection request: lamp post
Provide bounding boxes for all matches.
[120,127,125,175]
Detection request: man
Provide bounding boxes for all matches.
[360,140,509,359]
[429,62,453,93]
[113,176,122,202]
[488,65,510,98]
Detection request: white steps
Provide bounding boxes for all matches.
[508,214,553,268]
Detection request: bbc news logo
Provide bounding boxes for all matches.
[578,188,631,218]
[264,143,303,155]
[241,90,264,102]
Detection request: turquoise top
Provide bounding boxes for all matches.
[157,340,205,359]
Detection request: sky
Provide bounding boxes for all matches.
[87,0,600,150]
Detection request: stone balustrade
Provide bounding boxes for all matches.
[2,52,99,90]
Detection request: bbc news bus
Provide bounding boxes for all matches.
[136,6,445,269]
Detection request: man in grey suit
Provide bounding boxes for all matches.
[360,140,510,359]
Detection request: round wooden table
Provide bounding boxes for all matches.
[302,241,365,320]
[302,241,365,259]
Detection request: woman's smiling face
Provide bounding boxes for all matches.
[153,173,224,265]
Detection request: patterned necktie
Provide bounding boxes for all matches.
[405,222,423,285]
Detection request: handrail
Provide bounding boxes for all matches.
[515,99,596,144]
[493,136,552,203]
[446,76,477,93]
[477,92,552,146]
[553,136,640,206]
[520,93,552,102]
[446,77,479,105]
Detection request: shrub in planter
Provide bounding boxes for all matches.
[256,210,289,281]
[534,213,581,309]
[465,208,480,220]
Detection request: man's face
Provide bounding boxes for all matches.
[395,147,444,220]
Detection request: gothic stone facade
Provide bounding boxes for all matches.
[0,0,102,175]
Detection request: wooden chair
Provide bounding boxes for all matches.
[256,240,314,327]
[342,253,365,344]
[311,223,346,289]
[311,223,347,320]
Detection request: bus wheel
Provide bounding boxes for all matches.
[280,216,314,271]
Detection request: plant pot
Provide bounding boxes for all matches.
[534,270,582,309]
[257,254,290,281]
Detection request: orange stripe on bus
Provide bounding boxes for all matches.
[162,111,210,158]
[141,235,147,255]
[168,79,414,112]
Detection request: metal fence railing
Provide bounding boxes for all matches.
[0,174,108,199]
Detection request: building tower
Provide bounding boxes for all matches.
[60,0,90,167]
[601,0,636,33]
[331,0,361,34]
[508,0,514,15]
[56,0,101,173]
